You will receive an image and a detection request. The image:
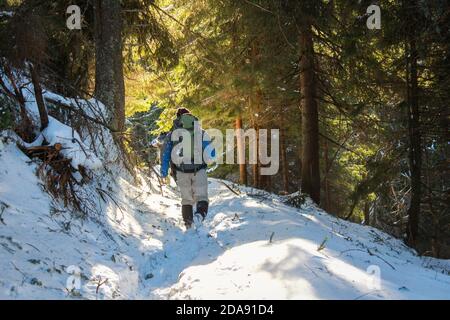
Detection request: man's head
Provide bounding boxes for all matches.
[176,108,191,118]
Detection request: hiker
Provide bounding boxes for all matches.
[160,108,215,229]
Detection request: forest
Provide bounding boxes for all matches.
[0,0,449,298]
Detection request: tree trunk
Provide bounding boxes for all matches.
[236,115,248,186]
[299,22,321,205]
[405,6,422,246]
[324,139,330,211]
[30,64,49,131]
[252,127,260,189]
[280,126,289,193]
[93,0,125,132]
[363,201,370,226]
[260,133,271,191]
[232,20,248,186]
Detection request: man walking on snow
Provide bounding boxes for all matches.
[160,108,215,229]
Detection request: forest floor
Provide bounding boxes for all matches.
[1,138,450,300]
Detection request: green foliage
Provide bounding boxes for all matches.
[127,104,164,167]
[123,1,179,73]
[0,94,15,131]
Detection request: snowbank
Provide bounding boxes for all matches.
[42,117,102,170]
[0,137,169,299]
[1,71,107,172]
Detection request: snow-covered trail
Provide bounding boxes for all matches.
[1,139,449,300]
[143,180,450,300]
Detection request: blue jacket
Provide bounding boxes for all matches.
[160,132,216,178]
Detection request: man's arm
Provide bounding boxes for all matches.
[160,139,173,178]
[202,131,216,164]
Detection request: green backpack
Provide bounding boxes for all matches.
[178,113,196,130]
[173,113,200,163]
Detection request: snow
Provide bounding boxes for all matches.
[1,70,449,299]
[42,117,102,170]
[1,71,105,171]
[43,91,107,120]
[155,184,450,300]
[0,136,158,299]
[0,135,449,299]
[0,11,13,18]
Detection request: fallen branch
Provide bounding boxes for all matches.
[304,264,320,278]
[10,262,27,285]
[366,248,396,270]
[25,243,41,253]
[220,181,241,196]
[339,248,396,270]
[18,141,90,216]
[95,278,108,295]
[96,188,126,222]
[269,232,275,244]
[0,201,9,225]
[150,167,164,196]
[354,290,381,300]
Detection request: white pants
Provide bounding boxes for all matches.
[176,169,209,206]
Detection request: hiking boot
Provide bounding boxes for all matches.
[193,212,205,228]
[193,201,208,228]
[196,201,209,218]
[182,205,193,229]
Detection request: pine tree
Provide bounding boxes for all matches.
[93,0,125,132]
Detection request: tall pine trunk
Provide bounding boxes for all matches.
[93,0,125,132]
[324,139,330,211]
[280,123,289,194]
[299,22,321,204]
[405,2,422,246]
[236,115,248,185]
[252,126,260,189]
[233,18,247,186]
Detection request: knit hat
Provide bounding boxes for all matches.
[176,108,191,117]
